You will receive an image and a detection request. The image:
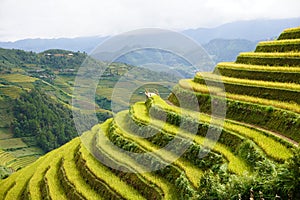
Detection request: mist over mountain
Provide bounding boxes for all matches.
[0,18,299,64]
[0,36,108,54]
[183,17,300,43]
[204,39,257,63]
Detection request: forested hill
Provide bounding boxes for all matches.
[12,89,77,152]
[0,48,87,71]
[0,48,102,177]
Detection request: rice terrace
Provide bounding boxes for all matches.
[0,25,300,199]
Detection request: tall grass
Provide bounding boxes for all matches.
[0,85,23,98]
[28,155,53,199]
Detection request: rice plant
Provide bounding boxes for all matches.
[179,79,300,113]
[216,62,300,72]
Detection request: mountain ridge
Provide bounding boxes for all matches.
[1,18,299,53]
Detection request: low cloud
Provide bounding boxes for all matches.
[0,0,300,41]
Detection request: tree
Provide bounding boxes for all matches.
[12,89,77,152]
[277,147,300,199]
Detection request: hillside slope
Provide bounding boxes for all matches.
[0,27,300,199]
[0,48,180,176]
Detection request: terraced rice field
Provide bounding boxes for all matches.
[0,74,37,83]
[0,26,299,199]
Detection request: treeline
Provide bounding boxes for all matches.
[12,89,77,152]
[0,48,86,72]
[40,49,87,69]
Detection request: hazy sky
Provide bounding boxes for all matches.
[1,0,300,41]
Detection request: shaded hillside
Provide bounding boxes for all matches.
[12,89,77,152]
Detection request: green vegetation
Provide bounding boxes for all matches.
[0,150,15,166]
[113,111,204,188]
[95,120,179,200]
[130,102,249,175]
[255,39,300,52]
[238,52,300,57]
[194,72,300,91]
[216,62,300,84]
[0,74,37,83]
[217,62,300,72]
[0,138,27,150]
[149,95,293,161]
[1,26,300,199]
[278,26,300,40]
[0,46,179,173]
[79,144,146,200]
[236,52,300,66]
[61,141,104,200]
[179,79,300,113]
[12,89,77,152]
[44,155,68,200]
[171,84,300,142]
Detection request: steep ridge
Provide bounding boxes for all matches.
[0,26,299,199]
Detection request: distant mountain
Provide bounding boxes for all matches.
[0,36,107,53]
[183,17,300,44]
[0,18,299,65]
[1,18,299,54]
[203,39,257,63]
